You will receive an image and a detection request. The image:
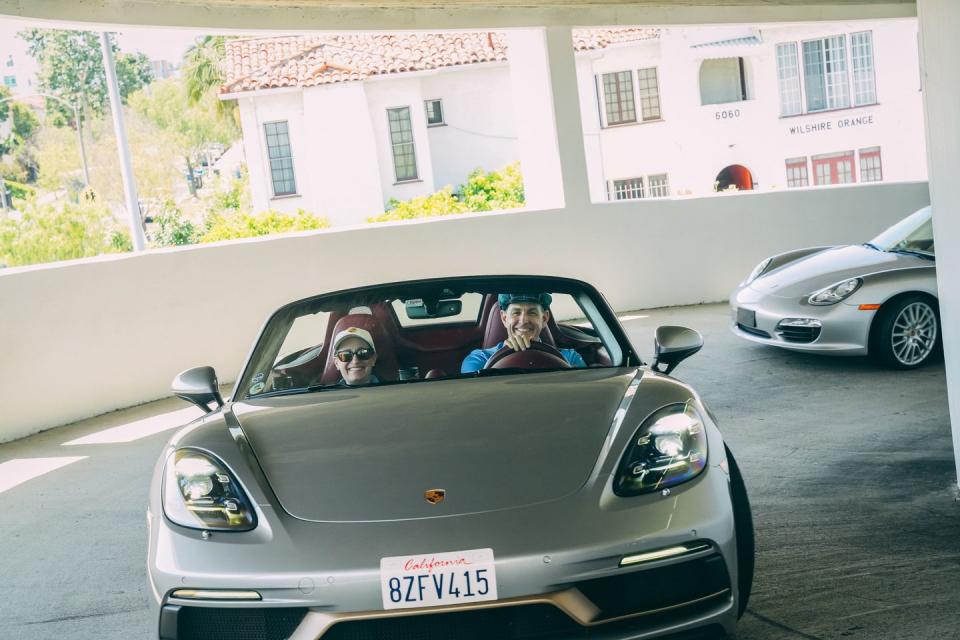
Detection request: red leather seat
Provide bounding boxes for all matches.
[317,313,400,384]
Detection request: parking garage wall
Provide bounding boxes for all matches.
[0,180,929,442]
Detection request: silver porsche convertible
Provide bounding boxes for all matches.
[730,206,939,369]
[149,276,753,640]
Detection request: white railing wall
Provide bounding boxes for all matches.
[0,180,929,443]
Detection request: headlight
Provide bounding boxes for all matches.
[162,449,257,531]
[807,277,862,306]
[743,258,772,286]
[614,402,708,497]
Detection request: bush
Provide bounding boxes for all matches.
[198,208,330,243]
[3,179,36,201]
[458,162,524,211]
[151,200,198,247]
[367,187,467,223]
[368,162,524,223]
[0,197,130,267]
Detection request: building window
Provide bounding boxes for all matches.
[779,33,877,116]
[387,107,418,182]
[803,36,850,112]
[601,71,636,125]
[3,75,16,87]
[4,55,13,68]
[609,174,669,200]
[785,157,809,188]
[859,146,883,182]
[611,178,644,200]
[264,121,296,196]
[776,43,802,116]
[636,68,661,120]
[812,150,855,185]
[699,58,746,106]
[648,174,670,198]
[850,32,877,106]
[425,99,444,126]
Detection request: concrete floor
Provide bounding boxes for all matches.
[0,302,955,639]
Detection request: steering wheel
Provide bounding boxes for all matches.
[483,341,571,370]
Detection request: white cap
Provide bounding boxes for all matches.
[332,327,375,351]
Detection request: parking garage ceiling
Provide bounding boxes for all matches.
[0,0,916,30]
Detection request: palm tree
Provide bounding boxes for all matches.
[183,36,227,106]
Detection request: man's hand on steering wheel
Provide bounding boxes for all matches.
[504,331,535,352]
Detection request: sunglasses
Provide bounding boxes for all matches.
[335,348,376,363]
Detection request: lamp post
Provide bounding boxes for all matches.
[0,92,91,187]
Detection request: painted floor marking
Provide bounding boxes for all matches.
[617,314,649,322]
[0,457,88,494]
[61,407,202,446]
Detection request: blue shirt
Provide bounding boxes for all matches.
[461,342,586,373]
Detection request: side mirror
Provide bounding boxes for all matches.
[652,326,703,375]
[172,366,224,413]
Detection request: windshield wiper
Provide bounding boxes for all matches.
[862,242,883,251]
[890,248,934,261]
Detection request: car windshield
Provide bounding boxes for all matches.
[868,207,935,257]
[235,277,633,400]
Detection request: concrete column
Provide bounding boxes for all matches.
[507,28,590,211]
[918,0,960,486]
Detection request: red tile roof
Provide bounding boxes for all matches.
[222,28,660,94]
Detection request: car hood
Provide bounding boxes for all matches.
[750,245,918,298]
[233,369,637,522]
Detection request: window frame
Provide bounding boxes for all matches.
[635,67,662,121]
[812,150,856,186]
[776,31,877,117]
[600,70,637,127]
[424,99,445,127]
[387,106,419,183]
[858,146,883,183]
[610,177,645,201]
[263,120,298,198]
[785,157,810,188]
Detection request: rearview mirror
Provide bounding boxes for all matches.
[405,297,463,319]
[652,326,703,375]
[172,366,224,413]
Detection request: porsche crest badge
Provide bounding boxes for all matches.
[424,489,446,505]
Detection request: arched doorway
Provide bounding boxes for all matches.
[715,165,754,191]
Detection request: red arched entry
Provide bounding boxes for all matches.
[715,165,754,191]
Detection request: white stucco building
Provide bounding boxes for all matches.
[578,19,926,202]
[225,19,925,225]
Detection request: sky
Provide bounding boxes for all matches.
[0,17,202,64]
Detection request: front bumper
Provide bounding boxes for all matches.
[149,438,739,639]
[729,284,874,355]
[159,548,731,639]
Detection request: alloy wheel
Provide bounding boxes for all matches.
[890,301,938,366]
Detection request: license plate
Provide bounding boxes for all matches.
[736,307,756,328]
[380,548,498,610]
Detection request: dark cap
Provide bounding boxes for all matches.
[498,293,552,310]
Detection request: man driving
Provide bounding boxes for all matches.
[461,293,587,373]
[332,327,380,386]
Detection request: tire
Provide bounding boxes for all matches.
[869,294,941,369]
[726,445,754,620]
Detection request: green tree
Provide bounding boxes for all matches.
[18,28,153,125]
[128,78,238,196]
[0,196,129,267]
[0,86,41,182]
[182,35,237,122]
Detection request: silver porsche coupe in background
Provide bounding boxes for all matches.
[730,206,939,369]
[149,275,753,640]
